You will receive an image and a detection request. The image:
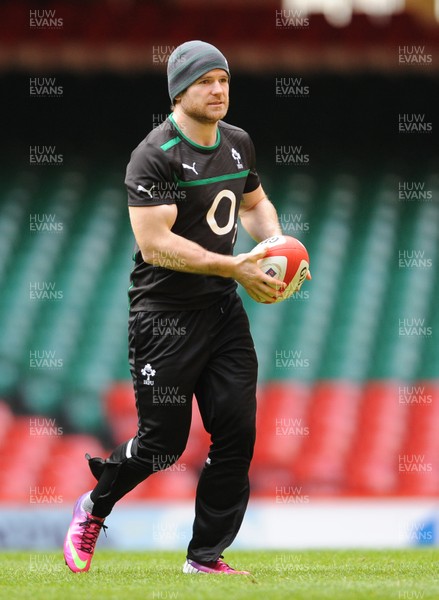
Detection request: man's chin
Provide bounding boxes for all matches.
[203,108,228,123]
[184,105,228,125]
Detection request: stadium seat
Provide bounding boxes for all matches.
[397,381,439,496]
[104,382,137,446]
[293,381,362,493]
[346,381,409,495]
[0,416,57,501]
[0,400,14,446]
[0,161,438,500]
[253,381,311,468]
[36,434,107,501]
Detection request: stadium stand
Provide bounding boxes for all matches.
[1,0,439,73]
[0,166,437,501]
[0,0,438,503]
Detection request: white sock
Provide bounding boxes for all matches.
[82,493,94,514]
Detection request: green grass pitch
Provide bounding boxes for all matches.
[1,549,438,600]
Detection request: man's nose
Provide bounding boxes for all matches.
[211,80,223,94]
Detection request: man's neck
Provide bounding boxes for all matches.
[172,109,218,147]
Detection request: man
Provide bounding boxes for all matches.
[64,40,286,575]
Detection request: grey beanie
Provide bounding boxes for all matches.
[167,40,230,102]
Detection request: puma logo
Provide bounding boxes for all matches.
[182,162,198,175]
[137,184,156,197]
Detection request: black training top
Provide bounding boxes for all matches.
[125,113,260,310]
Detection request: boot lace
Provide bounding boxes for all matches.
[78,516,108,554]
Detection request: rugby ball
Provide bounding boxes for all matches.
[251,235,310,303]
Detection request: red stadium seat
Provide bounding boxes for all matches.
[396,381,439,496]
[104,382,137,445]
[0,400,14,446]
[346,381,409,495]
[293,381,362,493]
[253,381,311,468]
[36,434,107,502]
[0,415,57,501]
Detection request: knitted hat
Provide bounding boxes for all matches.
[167,40,230,102]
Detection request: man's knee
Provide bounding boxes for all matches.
[135,438,187,473]
[150,451,184,472]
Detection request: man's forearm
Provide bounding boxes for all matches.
[239,196,282,242]
[139,230,284,302]
[139,230,237,278]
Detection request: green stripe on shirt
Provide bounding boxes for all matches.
[160,136,182,152]
[175,170,250,187]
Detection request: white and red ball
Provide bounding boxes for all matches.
[251,235,310,303]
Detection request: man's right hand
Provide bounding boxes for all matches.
[231,249,286,304]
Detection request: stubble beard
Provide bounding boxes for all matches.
[182,99,229,125]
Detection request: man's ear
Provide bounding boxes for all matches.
[170,91,184,111]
